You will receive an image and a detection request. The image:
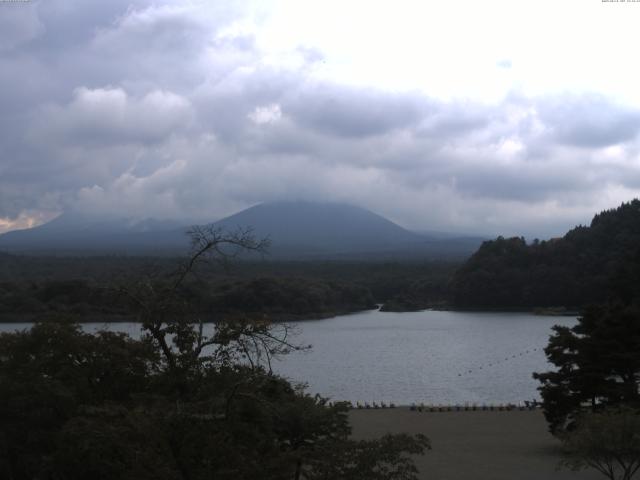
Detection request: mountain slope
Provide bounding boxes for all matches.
[451,199,640,308]
[212,201,424,256]
[0,213,188,254]
[0,202,483,259]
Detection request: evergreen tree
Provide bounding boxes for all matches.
[534,303,640,434]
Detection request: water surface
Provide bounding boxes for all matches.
[0,309,575,405]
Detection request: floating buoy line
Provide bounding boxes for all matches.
[327,401,541,411]
[456,346,543,377]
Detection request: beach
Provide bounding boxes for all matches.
[349,408,601,480]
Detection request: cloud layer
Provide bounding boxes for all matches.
[1,0,640,237]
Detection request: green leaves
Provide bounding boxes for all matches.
[534,304,640,434]
[560,407,640,480]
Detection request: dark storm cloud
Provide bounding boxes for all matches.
[21,1,155,51]
[1,1,639,236]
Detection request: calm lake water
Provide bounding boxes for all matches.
[0,309,576,405]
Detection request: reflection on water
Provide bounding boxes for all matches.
[0,309,575,405]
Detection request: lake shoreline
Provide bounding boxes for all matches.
[0,307,376,324]
[380,304,580,316]
[0,305,579,324]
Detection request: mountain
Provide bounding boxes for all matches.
[0,213,189,255]
[212,201,420,256]
[210,201,484,259]
[0,202,483,259]
[451,199,640,308]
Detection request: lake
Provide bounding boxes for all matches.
[0,309,575,405]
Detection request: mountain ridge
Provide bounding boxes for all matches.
[0,201,483,259]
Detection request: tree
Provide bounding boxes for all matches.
[0,225,430,480]
[0,320,158,479]
[534,303,640,434]
[451,199,640,309]
[560,407,640,480]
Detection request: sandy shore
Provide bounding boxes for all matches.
[349,408,601,480]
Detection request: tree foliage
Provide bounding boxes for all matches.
[0,226,429,480]
[534,303,640,434]
[560,407,640,480]
[451,199,640,308]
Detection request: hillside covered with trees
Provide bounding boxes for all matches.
[451,200,640,309]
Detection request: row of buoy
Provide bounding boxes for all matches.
[409,402,538,412]
[332,401,540,411]
[325,401,397,409]
[457,347,542,377]
[354,401,396,409]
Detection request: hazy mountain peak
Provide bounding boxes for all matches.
[213,201,423,252]
[0,201,482,259]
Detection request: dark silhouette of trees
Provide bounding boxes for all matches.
[0,225,429,480]
[560,407,640,480]
[534,303,640,434]
[451,199,640,309]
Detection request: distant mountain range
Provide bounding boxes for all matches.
[0,201,484,260]
[0,213,187,255]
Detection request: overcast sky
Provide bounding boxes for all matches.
[1,0,640,237]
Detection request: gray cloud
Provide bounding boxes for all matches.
[31,87,193,146]
[539,94,640,148]
[284,84,429,138]
[1,1,640,237]
[0,2,43,52]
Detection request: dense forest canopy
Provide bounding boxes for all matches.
[0,256,457,321]
[451,200,640,309]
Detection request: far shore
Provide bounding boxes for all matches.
[349,408,599,480]
[383,304,580,316]
[0,305,581,324]
[0,309,368,324]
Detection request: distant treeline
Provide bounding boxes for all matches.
[0,257,458,320]
[0,277,373,322]
[451,200,640,309]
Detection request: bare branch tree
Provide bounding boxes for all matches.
[116,224,308,379]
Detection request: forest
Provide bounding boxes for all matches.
[450,200,640,309]
[0,255,457,321]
